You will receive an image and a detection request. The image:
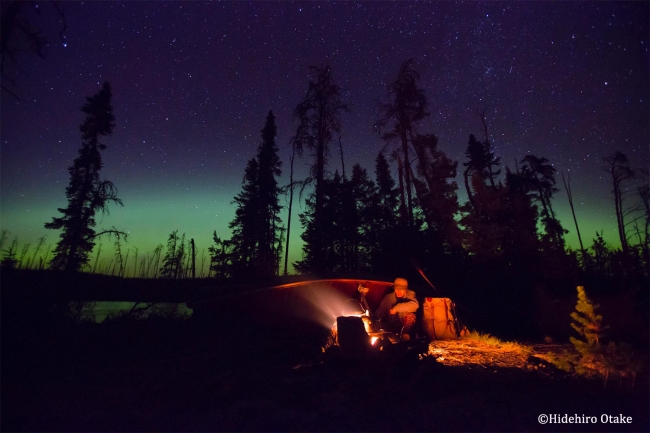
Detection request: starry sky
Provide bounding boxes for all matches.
[1,1,648,275]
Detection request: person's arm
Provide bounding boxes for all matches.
[393,290,419,313]
[375,293,394,319]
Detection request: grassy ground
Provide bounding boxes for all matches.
[2,314,648,432]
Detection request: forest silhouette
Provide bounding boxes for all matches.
[1,59,647,338]
[0,62,646,279]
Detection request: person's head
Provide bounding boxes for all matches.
[394,277,408,298]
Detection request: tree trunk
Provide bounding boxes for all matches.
[562,172,586,265]
[396,153,408,224]
[400,128,414,226]
[284,151,296,275]
[191,238,196,278]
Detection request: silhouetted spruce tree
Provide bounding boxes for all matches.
[208,231,234,279]
[160,230,185,279]
[295,178,330,273]
[462,133,501,214]
[229,158,261,276]
[228,111,283,278]
[462,134,485,212]
[45,82,124,272]
[334,172,357,271]
[588,231,611,277]
[374,152,399,231]
[410,133,462,253]
[368,152,404,272]
[520,155,566,250]
[303,173,337,272]
[350,163,379,271]
[501,167,542,267]
[292,64,348,271]
[376,59,429,227]
[255,110,283,276]
[296,172,349,273]
[459,134,507,260]
[296,162,386,273]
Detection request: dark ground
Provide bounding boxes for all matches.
[2,269,648,432]
[2,312,649,433]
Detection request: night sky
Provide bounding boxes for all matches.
[1,1,648,274]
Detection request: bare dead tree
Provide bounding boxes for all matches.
[603,151,635,255]
[190,238,196,278]
[283,145,298,275]
[338,135,346,181]
[562,171,587,265]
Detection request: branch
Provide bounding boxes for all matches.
[1,82,28,102]
[93,227,128,242]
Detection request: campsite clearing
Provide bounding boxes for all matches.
[427,337,568,373]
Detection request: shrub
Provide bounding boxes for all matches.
[548,286,643,386]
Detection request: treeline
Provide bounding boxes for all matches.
[204,60,649,294]
[2,61,648,298]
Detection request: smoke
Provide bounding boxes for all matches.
[291,282,363,329]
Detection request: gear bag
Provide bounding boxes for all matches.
[422,297,464,339]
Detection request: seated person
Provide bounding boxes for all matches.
[375,277,419,340]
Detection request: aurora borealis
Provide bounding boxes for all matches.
[1,1,648,275]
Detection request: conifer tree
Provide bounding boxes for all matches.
[459,128,505,259]
[588,231,611,276]
[350,163,379,271]
[296,172,350,273]
[229,158,261,274]
[255,110,283,276]
[570,286,606,351]
[45,82,123,272]
[376,59,429,227]
[520,155,566,249]
[550,286,642,385]
[411,133,461,252]
[160,230,185,279]
[296,163,384,273]
[374,152,399,232]
[208,231,234,279]
[462,133,501,213]
[292,65,348,270]
[500,167,542,265]
[228,111,283,278]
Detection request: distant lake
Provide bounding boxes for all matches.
[93,302,193,322]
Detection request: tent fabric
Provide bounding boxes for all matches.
[422,297,464,339]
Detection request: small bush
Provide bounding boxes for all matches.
[548,286,643,386]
